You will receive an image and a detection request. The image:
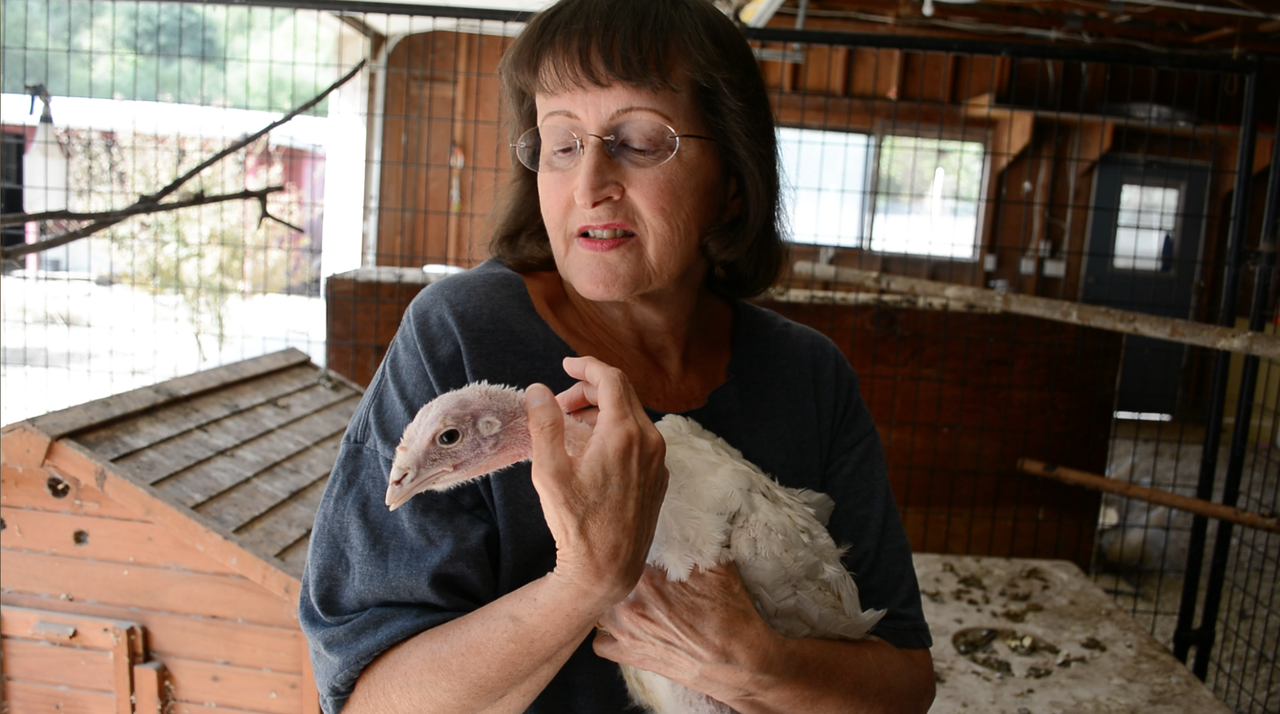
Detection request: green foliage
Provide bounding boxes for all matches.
[64,127,310,357]
[2,0,339,113]
[877,135,984,207]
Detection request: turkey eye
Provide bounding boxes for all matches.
[436,428,462,446]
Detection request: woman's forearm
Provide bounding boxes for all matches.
[726,636,935,714]
[342,572,607,714]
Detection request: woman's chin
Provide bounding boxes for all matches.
[568,279,641,304]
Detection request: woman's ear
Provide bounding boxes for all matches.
[722,173,743,222]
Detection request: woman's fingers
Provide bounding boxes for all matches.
[592,562,775,702]
[561,356,649,423]
[528,365,668,609]
[554,380,597,415]
[525,383,571,481]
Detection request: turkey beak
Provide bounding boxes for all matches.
[386,466,453,511]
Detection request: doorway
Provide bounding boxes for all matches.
[1082,155,1209,416]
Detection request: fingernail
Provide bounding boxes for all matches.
[526,383,551,407]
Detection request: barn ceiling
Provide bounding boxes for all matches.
[338,0,1278,55]
[762,0,1280,54]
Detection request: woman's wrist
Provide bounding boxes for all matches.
[542,564,632,619]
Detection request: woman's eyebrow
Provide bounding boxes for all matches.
[611,106,676,124]
[538,105,678,125]
[539,108,579,123]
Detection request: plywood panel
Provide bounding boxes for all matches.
[1,606,143,658]
[132,661,168,714]
[0,507,238,575]
[0,594,304,672]
[1,605,141,714]
[163,657,303,714]
[1,639,117,691]
[0,424,52,468]
[2,464,145,521]
[0,552,296,627]
[165,704,269,714]
[43,442,301,604]
[1,680,116,714]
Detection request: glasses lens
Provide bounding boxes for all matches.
[541,125,582,171]
[514,126,543,172]
[609,120,678,168]
[514,120,681,172]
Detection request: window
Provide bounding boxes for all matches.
[779,128,985,260]
[1114,184,1178,272]
[778,127,871,249]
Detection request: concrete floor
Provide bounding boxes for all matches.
[918,553,1234,713]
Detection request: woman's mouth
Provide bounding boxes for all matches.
[581,228,636,240]
[576,226,636,252]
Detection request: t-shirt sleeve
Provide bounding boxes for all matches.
[820,355,934,650]
[298,284,501,714]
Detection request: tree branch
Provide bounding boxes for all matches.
[1,187,286,261]
[0,59,367,262]
[1,187,285,228]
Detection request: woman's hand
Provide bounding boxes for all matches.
[593,560,779,703]
[525,356,669,610]
[593,562,936,714]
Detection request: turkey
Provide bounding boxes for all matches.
[385,382,884,714]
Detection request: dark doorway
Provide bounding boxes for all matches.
[1,131,24,252]
[1082,155,1209,416]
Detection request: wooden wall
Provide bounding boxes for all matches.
[762,299,1120,568]
[374,31,510,268]
[1,461,314,714]
[326,267,451,387]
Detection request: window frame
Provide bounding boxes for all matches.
[778,123,990,263]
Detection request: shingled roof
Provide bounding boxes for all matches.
[0,349,363,600]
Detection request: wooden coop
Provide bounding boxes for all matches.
[0,349,363,714]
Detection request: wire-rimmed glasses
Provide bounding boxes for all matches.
[512,118,715,172]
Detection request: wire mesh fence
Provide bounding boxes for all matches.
[1,1,1275,711]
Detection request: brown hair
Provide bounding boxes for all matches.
[489,0,785,299]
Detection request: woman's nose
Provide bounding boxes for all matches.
[573,137,623,208]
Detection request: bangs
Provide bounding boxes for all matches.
[502,0,696,101]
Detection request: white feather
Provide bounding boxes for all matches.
[618,416,884,714]
[389,386,884,714]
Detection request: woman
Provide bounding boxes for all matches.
[299,1,934,712]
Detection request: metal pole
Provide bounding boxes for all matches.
[1191,83,1280,680]
[1172,65,1261,667]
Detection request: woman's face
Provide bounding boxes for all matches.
[534,83,734,306]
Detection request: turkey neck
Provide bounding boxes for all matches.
[491,395,591,476]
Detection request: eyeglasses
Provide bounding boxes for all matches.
[512,118,715,173]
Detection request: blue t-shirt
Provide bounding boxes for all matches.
[299,259,931,713]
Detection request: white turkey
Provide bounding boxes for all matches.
[385,382,884,714]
